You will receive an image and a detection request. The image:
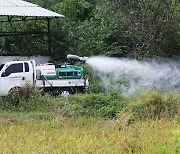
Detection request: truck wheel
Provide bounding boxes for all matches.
[7,87,21,105]
[8,87,20,95]
[59,88,72,97]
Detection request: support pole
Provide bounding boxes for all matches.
[47,18,52,55]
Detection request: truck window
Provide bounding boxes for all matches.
[24,62,29,72]
[1,63,23,77]
[36,69,41,80]
[0,64,4,71]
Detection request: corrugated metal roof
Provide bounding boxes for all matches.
[0,0,64,17]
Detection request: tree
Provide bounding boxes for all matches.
[51,0,130,59]
[113,0,180,59]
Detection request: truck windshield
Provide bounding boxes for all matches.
[0,64,4,71]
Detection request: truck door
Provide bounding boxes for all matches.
[1,62,26,94]
[24,62,33,84]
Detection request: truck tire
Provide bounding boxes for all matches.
[59,88,73,97]
[8,87,20,95]
[7,87,21,105]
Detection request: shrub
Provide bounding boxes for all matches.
[0,85,65,112]
[124,90,180,122]
[5,85,41,106]
[0,86,179,121]
[65,92,127,118]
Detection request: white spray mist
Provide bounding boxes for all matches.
[86,56,180,95]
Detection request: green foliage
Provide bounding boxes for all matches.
[50,0,180,60]
[55,0,92,21]
[65,93,126,118]
[4,85,41,107]
[26,0,62,8]
[0,87,179,120]
[124,90,180,122]
[114,0,180,59]
[0,86,64,112]
[52,0,127,58]
[0,19,48,55]
[0,0,179,59]
[0,76,179,121]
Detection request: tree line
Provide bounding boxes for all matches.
[0,0,179,61]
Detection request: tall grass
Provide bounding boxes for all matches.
[0,88,179,153]
[0,87,179,121]
[0,118,179,153]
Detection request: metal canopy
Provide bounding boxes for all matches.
[0,0,64,18]
[0,0,64,56]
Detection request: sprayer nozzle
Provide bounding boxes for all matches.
[67,54,88,63]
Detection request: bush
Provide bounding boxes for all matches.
[0,87,179,121]
[124,90,180,122]
[0,85,65,112]
[65,92,127,118]
[4,85,41,107]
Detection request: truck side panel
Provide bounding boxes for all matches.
[36,79,88,88]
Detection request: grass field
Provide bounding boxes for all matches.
[0,117,179,153]
[0,90,179,153]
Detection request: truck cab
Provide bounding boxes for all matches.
[0,60,35,96]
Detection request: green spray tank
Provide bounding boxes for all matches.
[55,64,83,79]
[56,54,88,79]
[38,55,88,80]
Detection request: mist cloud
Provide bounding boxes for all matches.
[86,56,180,94]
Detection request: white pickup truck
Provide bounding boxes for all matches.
[0,57,89,96]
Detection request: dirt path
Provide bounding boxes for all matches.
[0,118,17,124]
[0,118,9,124]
